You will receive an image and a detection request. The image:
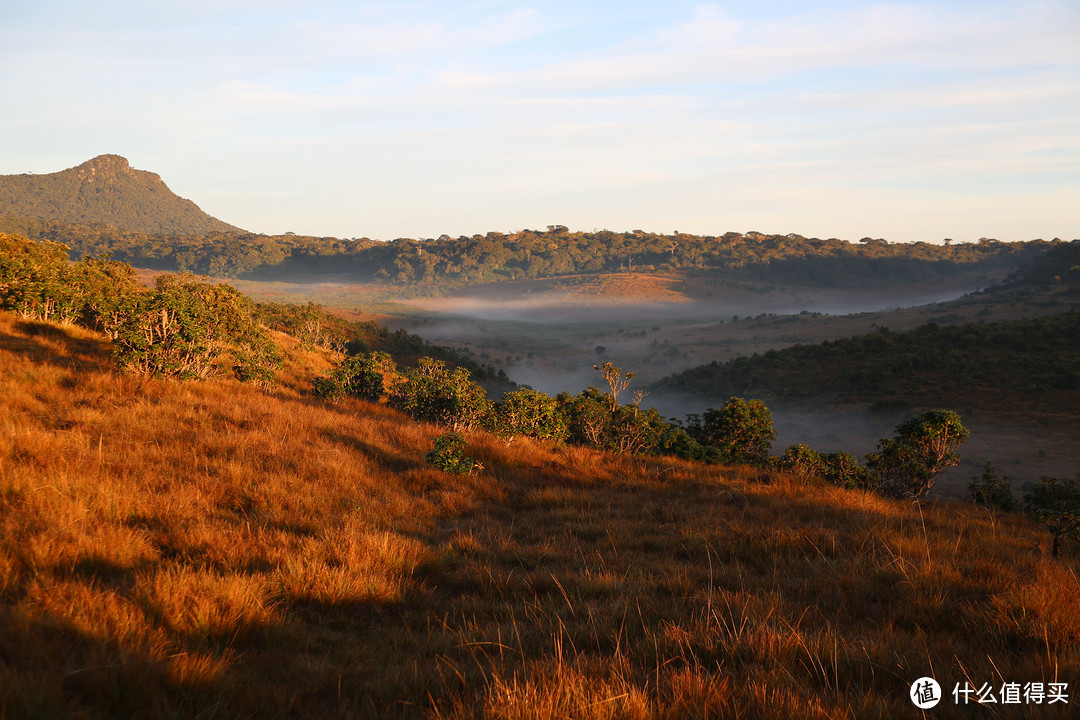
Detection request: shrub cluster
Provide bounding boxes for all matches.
[1,233,280,382]
[314,357,767,463]
[111,274,280,382]
[314,351,987,500]
[777,445,872,489]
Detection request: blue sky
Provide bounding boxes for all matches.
[1,0,1077,242]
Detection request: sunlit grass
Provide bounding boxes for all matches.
[1,311,1077,719]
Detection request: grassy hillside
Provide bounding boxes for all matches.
[1,310,1077,718]
[0,156,241,235]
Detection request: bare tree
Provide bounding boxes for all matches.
[594,361,635,413]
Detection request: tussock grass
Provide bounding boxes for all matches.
[0,311,1077,719]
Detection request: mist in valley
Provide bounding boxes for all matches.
[397,276,1073,500]
[232,270,1076,498]
[386,275,991,403]
[406,283,977,325]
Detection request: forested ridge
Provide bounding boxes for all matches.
[652,312,1080,413]
[653,240,1080,409]
[0,213,1062,289]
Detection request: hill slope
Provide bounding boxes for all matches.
[0,155,242,234]
[1,310,1078,718]
[651,243,1080,412]
[651,312,1080,411]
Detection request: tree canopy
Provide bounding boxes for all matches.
[1,214,1063,291]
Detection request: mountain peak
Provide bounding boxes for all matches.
[76,154,132,174]
[0,156,243,234]
[81,153,130,168]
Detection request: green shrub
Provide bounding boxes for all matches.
[605,405,671,455]
[74,256,144,339]
[0,234,84,323]
[778,444,823,478]
[686,397,775,467]
[558,387,610,448]
[821,452,874,490]
[389,358,492,430]
[490,388,568,442]
[777,446,872,489]
[424,432,476,475]
[314,351,395,403]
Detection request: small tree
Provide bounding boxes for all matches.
[490,388,568,442]
[314,351,396,403]
[1024,477,1080,557]
[689,397,776,467]
[594,361,634,413]
[296,301,331,349]
[968,462,1020,512]
[866,409,969,498]
[389,358,491,430]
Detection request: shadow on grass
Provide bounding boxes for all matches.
[0,610,230,720]
[1,320,114,373]
[320,428,425,474]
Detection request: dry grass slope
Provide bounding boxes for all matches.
[0,311,1077,719]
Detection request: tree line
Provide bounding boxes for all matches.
[0,214,1060,289]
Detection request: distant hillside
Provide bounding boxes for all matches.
[0,155,242,234]
[998,240,1080,292]
[651,312,1080,415]
[652,243,1080,409]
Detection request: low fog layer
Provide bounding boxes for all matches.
[399,276,1075,500]
[408,285,974,325]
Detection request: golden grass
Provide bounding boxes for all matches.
[1,310,1077,719]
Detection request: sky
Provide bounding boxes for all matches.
[1,0,1078,243]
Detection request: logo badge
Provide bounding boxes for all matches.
[911,677,942,709]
